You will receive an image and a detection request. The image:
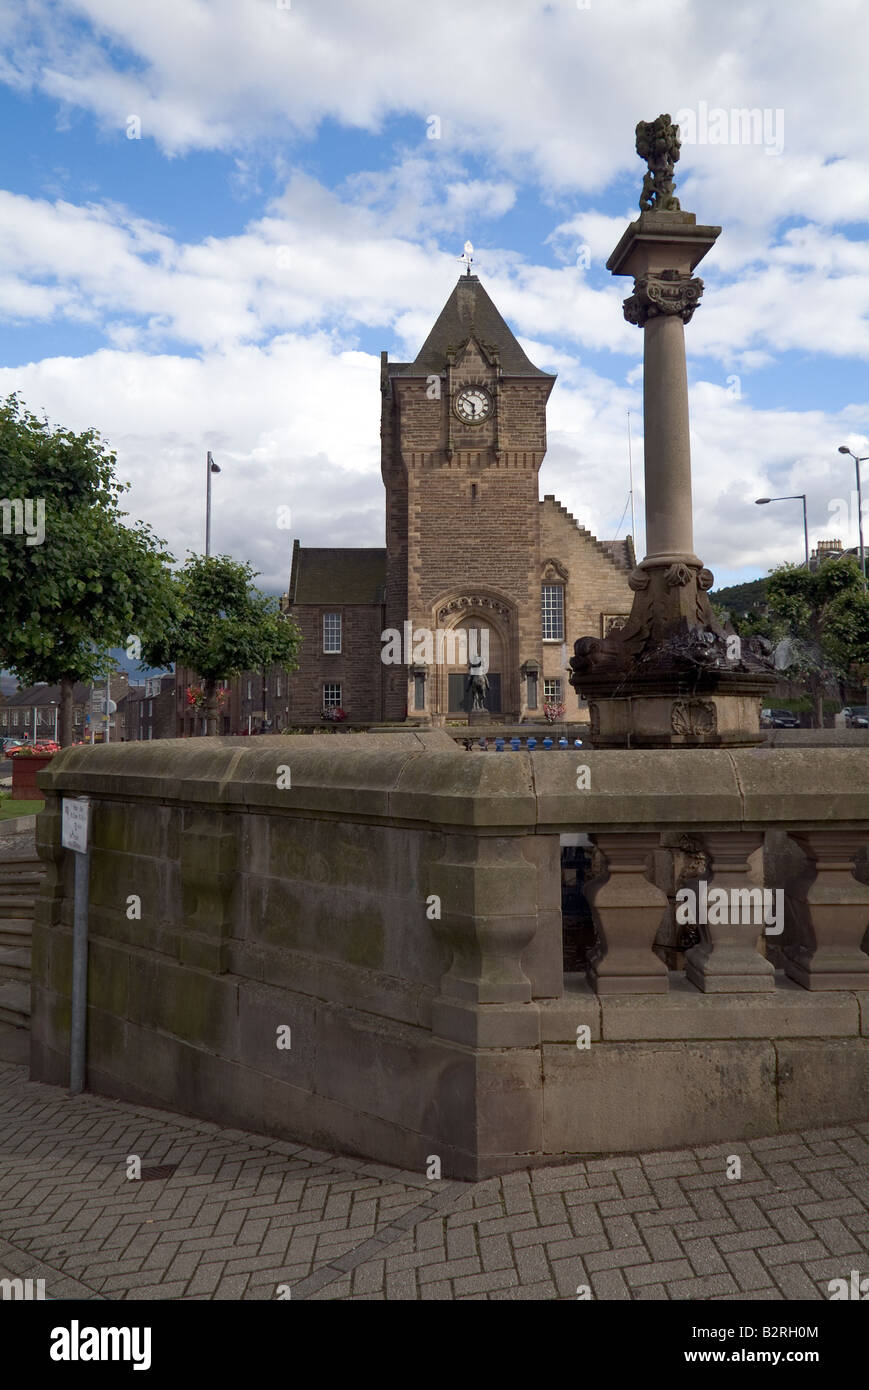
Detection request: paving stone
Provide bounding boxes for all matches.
[1,1059,867,1305]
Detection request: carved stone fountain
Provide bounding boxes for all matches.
[570,114,776,747]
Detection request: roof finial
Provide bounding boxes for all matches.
[459,240,474,276]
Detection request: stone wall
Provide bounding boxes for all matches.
[30,737,869,1179]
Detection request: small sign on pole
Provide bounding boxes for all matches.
[62,797,90,855]
[63,797,92,1096]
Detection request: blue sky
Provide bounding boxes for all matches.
[1,0,868,594]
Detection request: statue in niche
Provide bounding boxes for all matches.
[636,113,682,212]
[466,657,489,712]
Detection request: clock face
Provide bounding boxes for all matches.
[454,386,492,424]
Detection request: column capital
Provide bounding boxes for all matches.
[624,270,705,327]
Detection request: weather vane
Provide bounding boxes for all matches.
[459,240,474,275]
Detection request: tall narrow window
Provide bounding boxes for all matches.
[470,483,477,500]
[323,612,342,653]
[413,672,426,711]
[276,677,282,699]
[541,584,564,641]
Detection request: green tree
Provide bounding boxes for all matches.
[144,554,302,735]
[764,558,869,726]
[0,395,177,745]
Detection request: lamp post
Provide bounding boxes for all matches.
[837,446,868,590]
[755,494,809,567]
[205,452,221,557]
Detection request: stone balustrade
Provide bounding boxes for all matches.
[29,734,869,1178]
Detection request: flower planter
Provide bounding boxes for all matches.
[11,753,55,799]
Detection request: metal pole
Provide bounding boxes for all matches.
[69,844,91,1095]
[206,451,213,557]
[32,705,37,742]
[856,457,867,589]
[105,672,110,744]
[802,495,809,568]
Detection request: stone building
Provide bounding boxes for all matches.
[123,674,176,741]
[285,274,634,725]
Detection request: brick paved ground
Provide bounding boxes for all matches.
[1,1040,868,1301]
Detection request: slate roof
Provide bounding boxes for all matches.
[391,275,554,379]
[2,681,92,706]
[289,544,387,605]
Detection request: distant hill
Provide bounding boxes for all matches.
[710,576,770,616]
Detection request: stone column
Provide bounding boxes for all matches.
[585,832,669,993]
[783,831,869,989]
[642,310,696,561]
[614,218,717,570]
[684,831,775,992]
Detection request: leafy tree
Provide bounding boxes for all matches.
[143,554,302,735]
[762,558,869,726]
[0,394,177,745]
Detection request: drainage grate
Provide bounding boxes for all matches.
[139,1164,179,1182]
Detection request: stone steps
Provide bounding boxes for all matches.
[0,980,30,1028]
[0,853,44,1029]
[0,896,38,918]
[0,947,31,982]
[0,919,32,949]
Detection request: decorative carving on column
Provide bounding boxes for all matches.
[623,270,705,327]
[584,833,669,993]
[684,831,775,992]
[671,701,716,736]
[783,831,869,989]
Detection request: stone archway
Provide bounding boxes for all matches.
[429,593,517,723]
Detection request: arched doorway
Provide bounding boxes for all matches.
[428,595,517,723]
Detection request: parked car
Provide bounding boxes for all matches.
[768,709,801,728]
[847,706,869,728]
[0,736,25,753]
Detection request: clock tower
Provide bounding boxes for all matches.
[380,273,556,723]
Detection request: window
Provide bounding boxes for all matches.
[470,483,477,500]
[247,680,252,700]
[148,700,153,716]
[526,671,538,709]
[544,678,562,703]
[12,712,17,726]
[323,612,342,653]
[276,677,281,698]
[413,672,426,711]
[323,683,342,710]
[542,584,564,641]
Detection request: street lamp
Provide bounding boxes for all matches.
[205,451,221,557]
[837,446,867,590]
[755,494,809,567]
